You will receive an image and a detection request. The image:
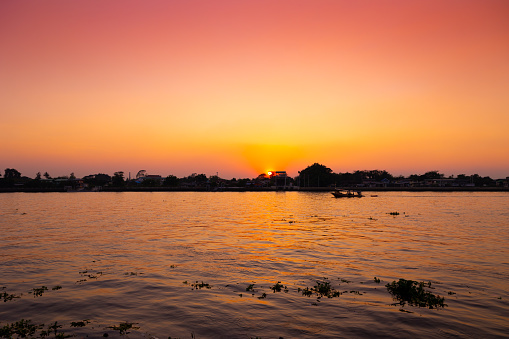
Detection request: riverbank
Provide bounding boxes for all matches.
[1,186,508,193]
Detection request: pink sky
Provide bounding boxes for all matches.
[1,0,508,179]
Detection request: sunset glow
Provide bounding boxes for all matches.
[1,0,508,178]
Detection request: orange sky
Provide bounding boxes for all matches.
[1,0,508,179]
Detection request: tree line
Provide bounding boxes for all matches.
[0,164,505,189]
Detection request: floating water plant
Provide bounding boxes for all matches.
[298,287,313,297]
[246,284,255,292]
[191,281,211,289]
[374,277,381,284]
[270,282,288,293]
[0,319,72,339]
[0,291,20,302]
[0,319,42,338]
[70,320,90,327]
[30,286,48,297]
[108,322,139,336]
[388,212,400,216]
[386,279,446,309]
[124,272,141,276]
[299,280,341,298]
[52,286,62,291]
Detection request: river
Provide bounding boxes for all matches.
[1,192,508,338]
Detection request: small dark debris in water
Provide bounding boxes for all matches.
[497,296,502,299]
[374,277,381,284]
[239,293,242,297]
[246,284,255,292]
[103,333,108,337]
[388,212,400,216]
[170,265,177,268]
[399,308,413,313]
[258,293,267,299]
[52,285,62,290]
[448,291,456,295]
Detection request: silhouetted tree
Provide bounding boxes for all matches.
[35,172,41,180]
[298,163,334,187]
[43,172,51,179]
[471,174,495,187]
[4,168,21,179]
[70,172,76,180]
[423,171,443,179]
[163,175,179,187]
[83,173,111,187]
[112,171,125,187]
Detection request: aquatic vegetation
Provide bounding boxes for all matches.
[299,280,341,298]
[246,284,255,292]
[124,272,141,276]
[43,321,70,338]
[52,286,62,291]
[270,282,288,293]
[70,320,90,327]
[30,286,48,297]
[386,279,446,309]
[191,281,211,289]
[0,291,20,302]
[388,212,400,216]
[373,277,381,284]
[0,320,71,338]
[0,319,42,338]
[298,287,313,297]
[258,293,267,299]
[108,322,139,336]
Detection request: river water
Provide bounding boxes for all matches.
[0,192,508,338]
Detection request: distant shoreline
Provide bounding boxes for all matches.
[1,187,508,193]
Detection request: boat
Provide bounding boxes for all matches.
[331,189,363,198]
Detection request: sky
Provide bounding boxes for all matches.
[1,0,508,179]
